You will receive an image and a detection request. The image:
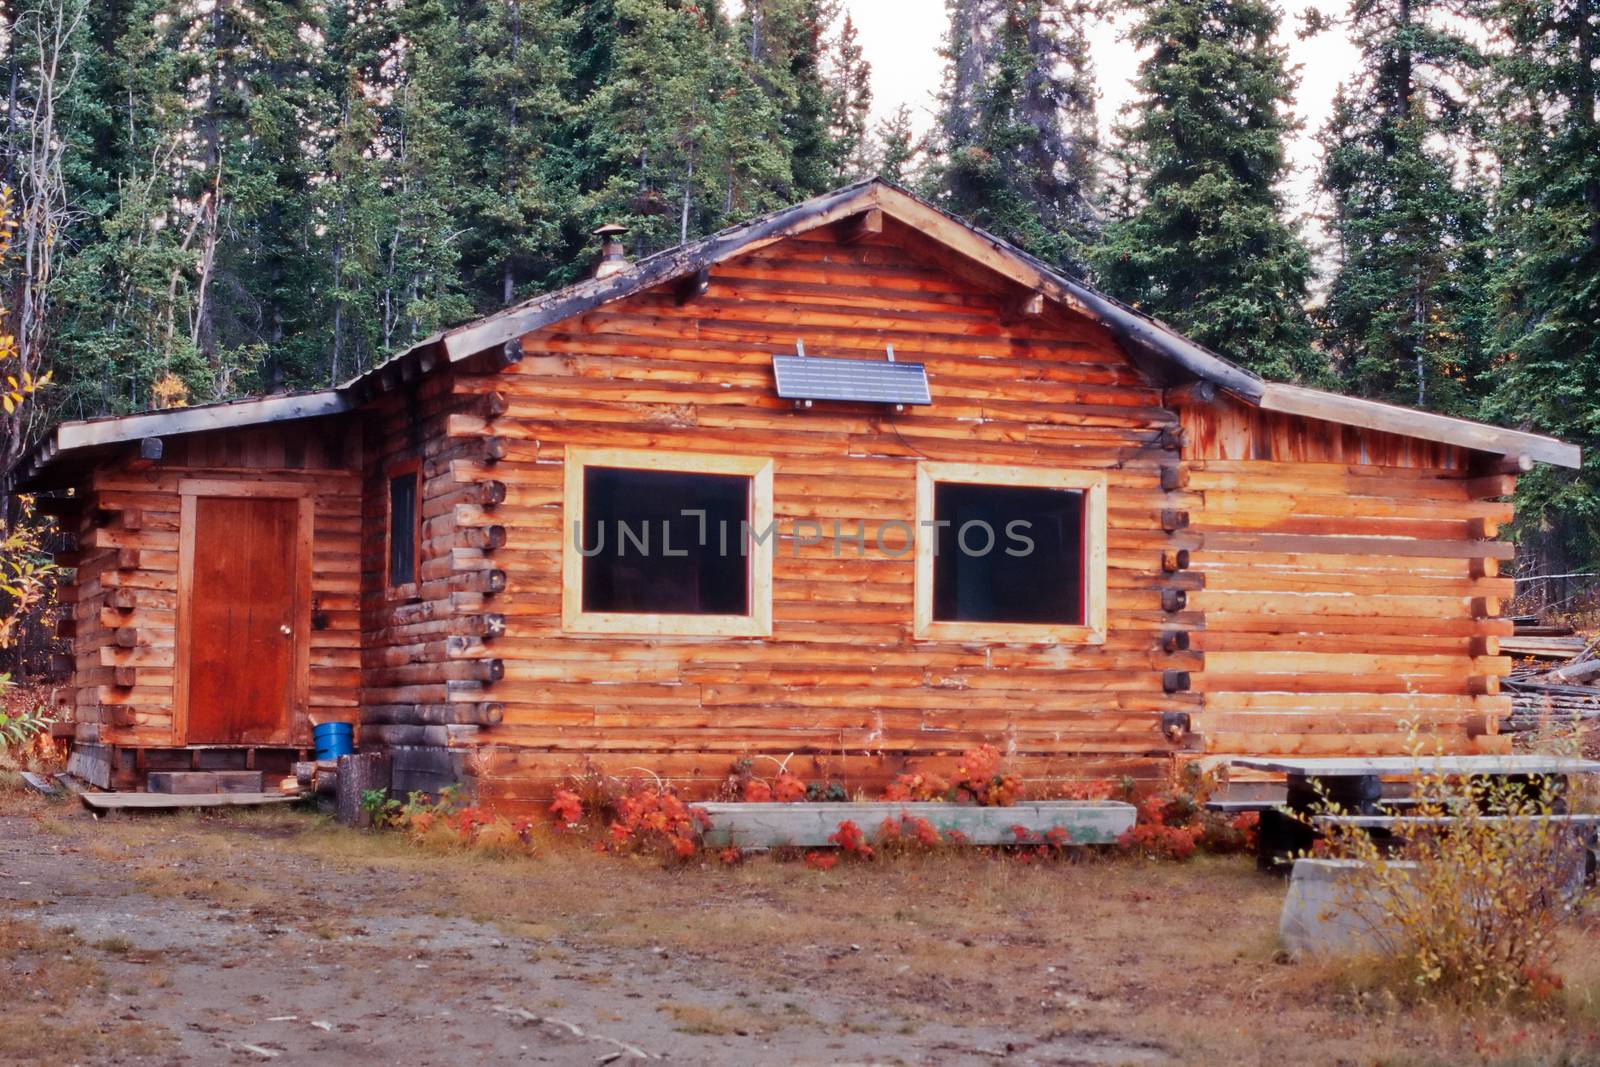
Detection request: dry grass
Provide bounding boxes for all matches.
[0,919,173,1063]
[40,805,1600,1065]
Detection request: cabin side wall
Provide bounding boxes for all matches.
[358,372,508,795]
[1178,398,1516,757]
[436,220,1199,805]
[61,419,362,772]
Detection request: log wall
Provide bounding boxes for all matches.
[443,219,1200,804]
[41,221,1528,799]
[357,372,509,795]
[1178,397,1516,757]
[60,418,362,751]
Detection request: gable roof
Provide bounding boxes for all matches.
[5,179,1579,490]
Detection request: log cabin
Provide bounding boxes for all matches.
[4,179,1580,803]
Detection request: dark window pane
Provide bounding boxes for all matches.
[582,467,750,616]
[932,482,1084,625]
[388,472,418,587]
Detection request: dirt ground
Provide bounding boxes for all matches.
[3,782,1599,1066]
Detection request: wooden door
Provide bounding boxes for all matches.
[181,493,305,744]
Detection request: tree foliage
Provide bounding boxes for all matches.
[1317,0,1491,412]
[926,0,1100,273]
[1091,0,1319,381]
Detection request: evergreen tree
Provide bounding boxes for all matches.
[739,0,838,197]
[873,105,922,185]
[1479,0,1600,583]
[47,0,218,415]
[927,0,1100,272]
[1316,0,1491,412]
[583,0,790,255]
[1092,0,1318,381]
[457,0,582,308]
[827,12,873,180]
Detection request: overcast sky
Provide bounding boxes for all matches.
[843,1,1363,249]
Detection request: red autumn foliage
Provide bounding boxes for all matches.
[828,819,874,859]
[741,778,773,802]
[604,786,710,861]
[548,789,583,827]
[772,773,808,803]
[882,745,1020,806]
[1119,795,1205,860]
[875,814,944,853]
[804,851,839,871]
[883,770,950,803]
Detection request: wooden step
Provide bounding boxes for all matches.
[146,770,264,795]
[80,791,299,812]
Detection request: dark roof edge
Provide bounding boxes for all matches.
[5,390,349,492]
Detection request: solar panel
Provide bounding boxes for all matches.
[771,354,931,406]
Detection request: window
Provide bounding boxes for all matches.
[387,463,420,595]
[562,448,774,636]
[914,462,1106,644]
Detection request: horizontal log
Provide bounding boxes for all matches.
[460,525,507,551]
[449,569,507,596]
[362,702,506,726]
[1161,589,1187,613]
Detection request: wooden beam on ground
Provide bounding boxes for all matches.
[79,791,299,811]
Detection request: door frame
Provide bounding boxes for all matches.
[173,478,315,747]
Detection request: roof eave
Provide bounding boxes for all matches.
[1256,382,1582,469]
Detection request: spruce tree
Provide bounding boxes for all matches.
[583,0,790,255]
[457,0,582,308]
[927,0,1100,272]
[827,12,873,181]
[1092,0,1318,381]
[873,105,922,185]
[1317,0,1491,412]
[1479,0,1600,581]
[739,0,838,197]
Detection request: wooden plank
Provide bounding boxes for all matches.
[146,771,265,794]
[79,791,300,811]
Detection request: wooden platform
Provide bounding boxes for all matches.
[78,791,301,812]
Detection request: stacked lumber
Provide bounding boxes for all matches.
[1501,623,1600,738]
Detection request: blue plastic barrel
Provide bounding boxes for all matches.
[313,721,354,761]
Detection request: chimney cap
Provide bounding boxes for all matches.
[593,223,628,237]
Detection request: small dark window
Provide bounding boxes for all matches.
[932,482,1085,625]
[581,466,750,615]
[388,470,419,589]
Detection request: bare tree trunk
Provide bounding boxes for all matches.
[3,0,88,466]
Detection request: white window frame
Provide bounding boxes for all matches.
[913,461,1107,645]
[561,447,774,637]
